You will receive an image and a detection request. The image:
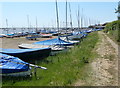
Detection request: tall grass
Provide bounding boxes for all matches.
[105,29,120,45]
[3,32,98,86]
[104,20,120,44]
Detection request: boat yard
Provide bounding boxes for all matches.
[0,1,119,87]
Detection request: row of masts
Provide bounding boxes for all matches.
[56,0,100,33]
[4,1,100,34]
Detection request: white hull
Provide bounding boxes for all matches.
[18,43,65,51]
[60,37,79,43]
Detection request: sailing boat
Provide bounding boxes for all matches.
[34,0,74,46]
[68,6,87,40]
[18,1,72,52]
[33,0,74,47]
[60,2,79,43]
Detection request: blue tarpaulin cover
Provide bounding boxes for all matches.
[33,38,74,46]
[0,48,51,54]
[0,53,29,74]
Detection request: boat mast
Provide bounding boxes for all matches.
[69,2,73,30]
[81,8,83,29]
[6,19,8,34]
[84,16,88,28]
[66,0,67,33]
[36,17,38,33]
[12,25,16,34]
[77,5,80,32]
[27,15,30,33]
[89,18,91,26]
[55,0,60,37]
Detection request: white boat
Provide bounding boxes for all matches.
[40,33,52,38]
[18,43,65,51]
[60,36,79,44]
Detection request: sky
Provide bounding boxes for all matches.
[0,1,119,28]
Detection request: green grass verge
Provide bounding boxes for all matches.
[104,29,120,45]
[2,32,98,86]
[103,20,120,45]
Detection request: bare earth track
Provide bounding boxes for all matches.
[74,31,118,86]
[91,31,118,86]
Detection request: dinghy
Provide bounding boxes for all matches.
[84,29,93,33]
[0,35,4,38]
[33,37,74,46]
[0,48,51,61]
[40,33,52,38]
[0,53,47,76]
[68,31,87,40]
[60,36,79,44]
[0,53,31,76]
[18,43,65,51]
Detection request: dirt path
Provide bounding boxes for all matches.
[90,31,118,86]
[73,31,118,86]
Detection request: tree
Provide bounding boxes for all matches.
[115,1,120,20]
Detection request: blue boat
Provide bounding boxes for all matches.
[0,48,51,61]
[0,53,31,76]
[5,34,14,38]
[33,37,74,46]
[0,35,4,38]
[26,34,40,40]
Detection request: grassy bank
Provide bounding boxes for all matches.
[103,20,120,45]
[3,32,98,86]
[106,29,119,45]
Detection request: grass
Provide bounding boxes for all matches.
[105,29,119,45]
[2,32,98,86]
[103,20,120,45]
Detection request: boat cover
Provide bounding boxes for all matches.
[72,31,88,37]
[0,53,29,74]
[33,38,74,46]
[0,48,51,54]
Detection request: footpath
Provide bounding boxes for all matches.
[74,31,118,86]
